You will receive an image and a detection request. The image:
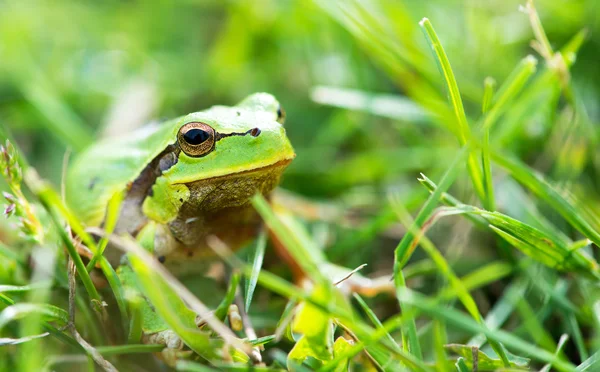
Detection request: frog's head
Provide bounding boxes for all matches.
[142,93,295,227]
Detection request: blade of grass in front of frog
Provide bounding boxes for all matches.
[273,299,297,343]
[245,228,266,312]
[492,151,600,249]
[128,253,217,360]
[251,194,327,285]
[214,272,240,321]
[86,190,124,271]
[98,257,129,336]
[210,231,431,372]
[353,294,402,354]
[246,334,276,348]
[390,195,511,366]
[126,291,143,344]
[82,191,129,334]
[397,287,578,372]
[95,344,165,356]
[39,199,103,311]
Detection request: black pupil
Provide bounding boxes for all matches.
[183,128,210,145]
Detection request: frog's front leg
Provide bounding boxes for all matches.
[118,222,183,350]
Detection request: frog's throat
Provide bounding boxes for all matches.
[166,157,292,249]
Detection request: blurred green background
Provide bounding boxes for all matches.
[1,0,600,368]
[2,0,599,268]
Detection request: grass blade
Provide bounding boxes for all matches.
[390,196,510,366]
[397,288,577,372]
[419,18,469,144]
[245,228,267,312]
[492,151,600,248]
[419,18,486,203]
[481,77,496,211]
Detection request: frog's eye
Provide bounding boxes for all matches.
[276,105,286,125]
[177,122,216,157]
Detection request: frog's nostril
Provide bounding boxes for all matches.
[250,128,261,137]
[276,106,286,124]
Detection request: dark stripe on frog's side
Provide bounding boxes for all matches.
[113,143,180,235]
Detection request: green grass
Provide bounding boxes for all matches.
[2,0,600,371]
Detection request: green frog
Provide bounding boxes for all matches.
[66,93,294,349]
[67,93,294,270]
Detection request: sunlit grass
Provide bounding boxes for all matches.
[1,0,600,371]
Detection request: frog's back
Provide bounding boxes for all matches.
[66,119,179,226]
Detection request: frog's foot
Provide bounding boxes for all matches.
[143,329,183,350]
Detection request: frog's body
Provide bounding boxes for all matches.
[66,93,294,267]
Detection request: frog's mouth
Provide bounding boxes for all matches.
[176,157,294,186]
